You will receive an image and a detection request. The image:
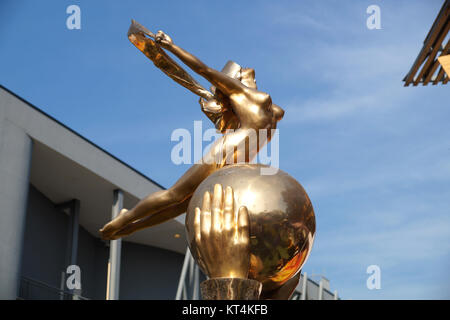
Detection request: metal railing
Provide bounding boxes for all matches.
[19,276,89,300]
[175,248,201,300]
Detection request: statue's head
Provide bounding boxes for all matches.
[224,62,284,122]
[217,61,256,89]
[205,61,284,132]
[240,68,257,89]
[220,61,284,119]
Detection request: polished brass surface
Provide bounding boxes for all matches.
[97,20,316,301]
[127,20,239,132]
[127,20,214,101]
[100,22,284,240]
[186,164,316,294]
[200,278,262,300]
[193,184,250,279]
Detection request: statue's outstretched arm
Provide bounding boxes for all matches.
[127,20,214,101]
[154,31,246,98]
[128,20,233,128]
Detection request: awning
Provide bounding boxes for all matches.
[404,0,449,86]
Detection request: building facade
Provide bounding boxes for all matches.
[0,85,338,300]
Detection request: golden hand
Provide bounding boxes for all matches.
[155,30,173,48]
[194,184,250,279]
[99,209,129,240]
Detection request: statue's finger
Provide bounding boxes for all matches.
[212,184,223,233]
[200,191,211,240]
[238,206,250,246]
[194,207,201,245]
[223,186,234,232]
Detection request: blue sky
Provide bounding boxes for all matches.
[1,0,449,299]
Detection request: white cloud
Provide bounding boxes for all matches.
[279,40,425,122]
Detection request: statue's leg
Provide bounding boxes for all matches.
[100,162,217,239]
[108,199,190,239]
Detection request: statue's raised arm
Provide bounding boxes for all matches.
[127,19,213,100]
[128,20,239,131]
[100,21,284,242]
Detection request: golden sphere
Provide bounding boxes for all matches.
[186,164,316,294]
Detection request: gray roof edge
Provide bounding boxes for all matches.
[0,84,166,190]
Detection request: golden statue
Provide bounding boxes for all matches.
[100,20,316,300]
[100,20,284,240]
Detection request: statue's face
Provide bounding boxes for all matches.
[240,68,257,89]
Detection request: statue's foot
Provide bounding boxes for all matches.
[107,225,132,240]
[99,209,129,240]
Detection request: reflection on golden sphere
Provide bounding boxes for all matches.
[186,164,316,293]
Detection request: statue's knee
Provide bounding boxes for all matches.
[166,188,184,204]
